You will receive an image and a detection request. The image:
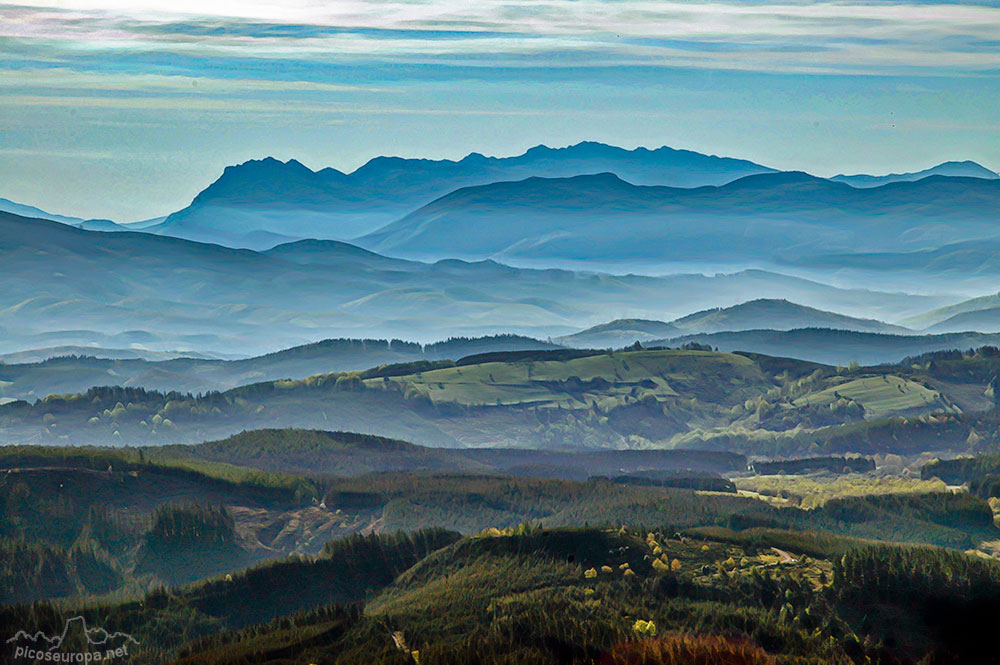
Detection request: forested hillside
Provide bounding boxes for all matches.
[2,347,984,456]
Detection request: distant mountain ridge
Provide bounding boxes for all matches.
[785,237,1000,276]
[556,299,909,347]
[832,160,998,188]
[359,171,1000,263]
[900,292,1000,330]
[553,319,681,347]
[0,197,127,230]
[0,197,87,225]
[925,306,1000,334]
[658,328,1000,366]
[147,142,775,248]
[668,299,910,335]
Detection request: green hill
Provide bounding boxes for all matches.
[0,335,560,402]
[0,347,971,452]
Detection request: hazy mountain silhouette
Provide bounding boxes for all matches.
[147,143,774,248]
[924,306,1000,334]
[359,172,1000,263]
[0,198,86,225]
[553,319,681,347]
[832,160,998,187]
[784,237,1000,275]
[898,293,1000,330]
[667,299,910,335]
[0,210,948,357]
[0,197,124,230]
[659,328,1000,366]
[555,299,909,347]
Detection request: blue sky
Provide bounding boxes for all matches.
[1,0,998,221]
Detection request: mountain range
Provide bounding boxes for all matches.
[358,172,1000,264]
[7,145,998,274]
[145,142,775,249]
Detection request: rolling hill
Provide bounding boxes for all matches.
[925,306,1000,334]
[153,428,746,480]
[1,346,972,452]
[553,319,682,347]
[554,300,908,348]
[900,292,1000,330]
[148,142,774,248]
[0,335,561,402]
[660,328,1000,366]
[358,172,1000,264]
[783,237,1000,276]
[5,438,1000,665]
[0,346,222,364]
[0,210,949,358]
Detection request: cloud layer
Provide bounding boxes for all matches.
[4,0,1000,88]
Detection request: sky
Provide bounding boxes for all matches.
[1,0,999,221]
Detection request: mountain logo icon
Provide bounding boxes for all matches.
[7,616,138,661]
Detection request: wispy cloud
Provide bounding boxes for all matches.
[3,0,999,81]
[1,0,997,221]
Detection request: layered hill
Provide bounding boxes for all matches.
[660,328,1000,367]
[0,210,947,357]
[925,306,1000,334]
[553,319,681,347]
[667,299,910,335]
[1,346,972,452]
[555,300,908,348]
[155,428,745,480]
[358,172,1000,263]
[901,292,1000,330]
[0,197,126,230]
[0,335,561,402]
[148,143,774,248]
[784,237,1000,276]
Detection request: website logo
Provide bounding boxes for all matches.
[7,616,138,662]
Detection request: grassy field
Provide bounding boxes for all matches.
[792,374,951,418]
[734,473,949,509]
[364,349,765,409]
